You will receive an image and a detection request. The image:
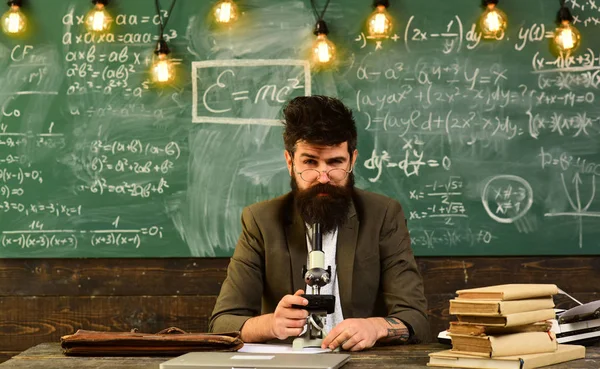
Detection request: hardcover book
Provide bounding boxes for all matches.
[428,344,585,369]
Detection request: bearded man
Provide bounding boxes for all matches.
[209,96,430,351]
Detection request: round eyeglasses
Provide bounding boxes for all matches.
[294,164,353,183]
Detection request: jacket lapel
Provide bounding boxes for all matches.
[336,201,358,319]
[286,208,308,294]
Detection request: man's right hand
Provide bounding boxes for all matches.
[270,289,309,340]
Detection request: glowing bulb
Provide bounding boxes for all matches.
[85,2,112,33]
[1,5,26,35]
[214,0,238,24]
[554,21,581,53]
[479,4,507,38]
[313,33,336,65]
[367,5,393,39]
[152,53,175,83]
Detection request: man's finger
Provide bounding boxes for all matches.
[280,294,308,308]
[341,334,362,351]
[349,340,367,352]
[329,330,354,350]
[286,327,304,337]
[321,325,343,348]
[294,289,305,296]
[281,308,309,320]
[284,318,308,328]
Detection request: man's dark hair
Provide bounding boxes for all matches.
[282,96,357,156]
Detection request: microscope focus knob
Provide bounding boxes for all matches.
[304,268,330,287]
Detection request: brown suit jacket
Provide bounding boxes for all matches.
[209,188,431,343]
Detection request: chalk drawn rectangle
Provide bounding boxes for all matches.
[191,59,311,125]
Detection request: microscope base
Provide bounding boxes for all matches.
[292,336,324,350]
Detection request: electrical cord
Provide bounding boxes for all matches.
[310,0,331,22]
[154,0,177,38]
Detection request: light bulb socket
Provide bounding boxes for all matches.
[482,0,499,6]
[7,0,23,7]
[373,0,390,7]
[155,39,171,56]
[92,0,109,5]
[557,6,574,23]
[313,19,329,36]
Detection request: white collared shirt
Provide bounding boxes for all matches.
[305,225,344,334]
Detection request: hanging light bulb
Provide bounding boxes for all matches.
[152,39,175,83]
[1,0,26,35]
[553,2,580,53]
[312,20,336,65]
[367,0,393,39]
[479,0,507,39]
[214,0,238,24]
[554,21,580,52]
[85,0,112,33]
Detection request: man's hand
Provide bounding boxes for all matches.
[240,289,308,342]
[321,318,386,351]
[269,289,309,340]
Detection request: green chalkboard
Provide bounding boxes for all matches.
[0,0,599,257]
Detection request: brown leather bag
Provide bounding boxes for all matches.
[60,327,243,356]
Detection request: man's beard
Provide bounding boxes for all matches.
[292,174,354,234]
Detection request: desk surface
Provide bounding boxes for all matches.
[0,342,598,369]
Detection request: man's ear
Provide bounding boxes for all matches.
[351,149,358,167]
[284,150,293,175]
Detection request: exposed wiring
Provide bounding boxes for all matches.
[557,0,573,23]
[154,0,177,39]
[310,0,331,22]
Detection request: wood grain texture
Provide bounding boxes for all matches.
[0,256,598,364]
[0,296,216,352]
[418,257,600,294]
[0,354,16,365]
[1,342,598,369]
[1,257,597,296]
[0,258,229,296]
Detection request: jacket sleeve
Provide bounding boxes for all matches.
[209,206,265,333]
[379,199,431,343]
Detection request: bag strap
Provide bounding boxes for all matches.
[155,327,188,335]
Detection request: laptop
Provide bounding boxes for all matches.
[159,352,350,369]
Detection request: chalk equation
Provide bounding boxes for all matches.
[481,175,534,224]
[407,176,468,225]
[1,220,163,250]
[192,59,311,125]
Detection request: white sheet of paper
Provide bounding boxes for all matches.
[238,343,332,354]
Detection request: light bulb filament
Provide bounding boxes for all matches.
[152,53,174,83]
[7,11,20,33]
[85,3,111,33]
[558,28,574,50]
[372,13,387,34]
[215,0,237,24]
[484,10,501,32]
[91,11,105,31]
[217,3,231,22]
[316,40,331,63]
[154,60,170,82]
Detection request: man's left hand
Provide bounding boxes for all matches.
[321,318,385,351]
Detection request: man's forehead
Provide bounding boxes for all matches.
[295,141,348,155]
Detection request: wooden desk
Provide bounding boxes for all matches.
[0,342,598,368]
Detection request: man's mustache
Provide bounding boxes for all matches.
[301,183,346,198]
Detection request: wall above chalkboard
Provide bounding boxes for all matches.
[0,0,599,258]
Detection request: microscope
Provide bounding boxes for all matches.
[292,223,336,350]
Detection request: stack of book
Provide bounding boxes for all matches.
[428,284,586,368]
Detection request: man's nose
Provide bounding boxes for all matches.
[317,170,331,184]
